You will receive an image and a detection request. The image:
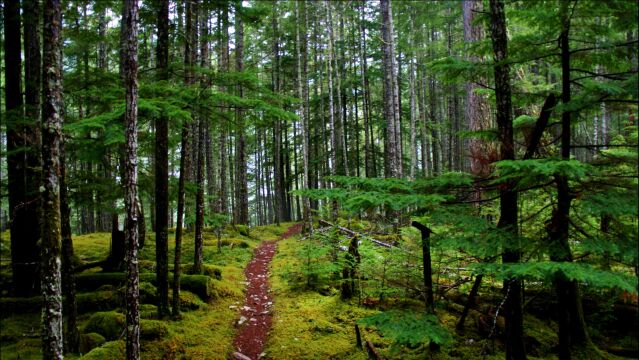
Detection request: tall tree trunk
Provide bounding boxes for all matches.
[381,0,401,179]
[326,0,339,220]
[408,12,418,180]
[235,2,249,225]
[173,0,195,317]
[155,0,170,319]
[218,2,229,216]
[5,0,41,297]
[272,1,284,224]
[547,3,592,358]
[41,1,64,357]
[463,0,492,178]
[193,117,205,274]
[489,1,525,359]
[60,141,79,354]
[296,0,313,232]
[122,0,141,357]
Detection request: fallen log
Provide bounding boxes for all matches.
[365,340,384,360]
[318,219,393,248]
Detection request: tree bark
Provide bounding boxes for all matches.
[489,1,526,359]
[325,0,340,220]
[463,0,492,177]
[60,141,80,354]
[235,3,249,225]
[380,0,402,179]
[41,1,65,357]
[218,2,229,216]
[155,0,170,319]
[412,221,434,313]
[122,0,141,357]
[5,0,41,298]
[296,0,313,233]
[173,0,195,318]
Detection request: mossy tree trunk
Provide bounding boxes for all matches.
[122,0,141,357]
[41,0,64,357]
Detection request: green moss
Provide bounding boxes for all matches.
[176,290,206,310]
[83,311,125,341]
[76,291,120,313]
[267,233,375,360]
[140,319,170,340]
[75,273,216,301]
[82,340,125,359]
[180,263,223,280]
[79,332,106,354]
[140,304,158,319]
[139,281,158,303]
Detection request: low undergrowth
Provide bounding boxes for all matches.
[0,223,291,359]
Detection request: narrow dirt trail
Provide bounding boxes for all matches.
[232,223,303,360]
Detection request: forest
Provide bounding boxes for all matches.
[0,0,637,359]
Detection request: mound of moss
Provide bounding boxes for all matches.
[82,340,125,359]
[140,319,170,340]
[180,263,223,280]
[83,310,170,342]
[83,311,125,340]
[75,273,217,301]
[80,332,106,354]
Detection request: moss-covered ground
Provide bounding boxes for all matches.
[1,221,636,359]
[0,223,291,359]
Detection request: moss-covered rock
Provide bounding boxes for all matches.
[83,311,125,341]
[76,291,121,313]
[181,264,223,280]
[139,281,158,304]
[82,340,125,359]
[140,304,158,319]
[178,290,206,310]
[140,319,170,340]
[79,332,106,354]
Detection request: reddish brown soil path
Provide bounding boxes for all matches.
[232,223,303,360]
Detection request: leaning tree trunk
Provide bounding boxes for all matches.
[40,1,65,358]
[122,0,141,358]
[489,1,526,359]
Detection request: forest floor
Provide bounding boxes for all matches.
[1,222,637,359]
[233,223,302,359]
